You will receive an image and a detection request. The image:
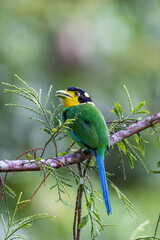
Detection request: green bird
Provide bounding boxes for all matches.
[56,87,111,215]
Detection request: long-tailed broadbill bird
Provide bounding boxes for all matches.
[56,87,111,215]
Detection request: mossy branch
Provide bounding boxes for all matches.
[0,112,159,173]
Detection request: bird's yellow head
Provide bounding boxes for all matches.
[56,87,92,108]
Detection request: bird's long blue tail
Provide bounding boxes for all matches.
[96,154,112,215]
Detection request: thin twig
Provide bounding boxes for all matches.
[67,142,76,153]
[154,213,160,237]
[106,120,138,124]
[73,157,92,240]
[134,237,160,240]
[0,174,4,199]
[73,186,79,240]
[76,163,83,240]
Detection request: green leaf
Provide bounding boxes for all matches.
[28,154,32,160]
[93,191,102,197]
[79,215,89,228]
[50,101,55,110]
[127,151,134,169]
[110,107,120,118]
[127,141,148,173]
[15,74,32,91]
[123,85,133,112]
[44,85,52,110]
[93,210,101,221]
[52,199,59,204]
[158,161,160,168]
[152,126,160,147]
[110,181,139,216]
[118,146,126,180]
[28,117,48,128]
[89,194,94,206]
[46,110,52,116]
[134,135,145,156]
[134,110,149,114]
[61,200,73,209]
[2,82,20,90]
[58,152,68,156]
[117,141,127,154]
[38,88,42,102]
[10,234,27,239]
[64,118,75,125]
[1,214,6,234]
[60,181,72,188]
[94,218,104,230]
[133,101,145,114]
[150,170,160,174]
[89,157,96,167]
[114,102,123,117]
[5,185,16,198]
[34,158,42,162]
[41,128,51,134]
[138,139,145,156]
[93,191,103,202]
[50,184,57,190]
[134,134,139,145]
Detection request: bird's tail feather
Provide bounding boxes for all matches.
[96,154,112,215]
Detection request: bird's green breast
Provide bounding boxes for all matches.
[62,103,110,152]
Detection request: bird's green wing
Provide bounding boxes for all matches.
[63,104,100,149]
[71,118,99,149]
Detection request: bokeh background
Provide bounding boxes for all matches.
[0,0,160,239]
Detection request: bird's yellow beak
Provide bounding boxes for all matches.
[56,89,80,108]
[55,90,73,99]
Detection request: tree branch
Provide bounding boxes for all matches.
[109,112,160,146]
[0,112,160,173]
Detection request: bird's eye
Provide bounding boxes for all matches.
[74,92,79,96]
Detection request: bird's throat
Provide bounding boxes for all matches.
[62,98,80,108]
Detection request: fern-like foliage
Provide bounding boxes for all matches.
[110,85,150,177]
[2,74,71,158]
[1,192,54,240]
[2,75,77,207]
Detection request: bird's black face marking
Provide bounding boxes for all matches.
[67,87,92,103]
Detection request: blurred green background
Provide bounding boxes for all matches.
[0,0,160,239]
